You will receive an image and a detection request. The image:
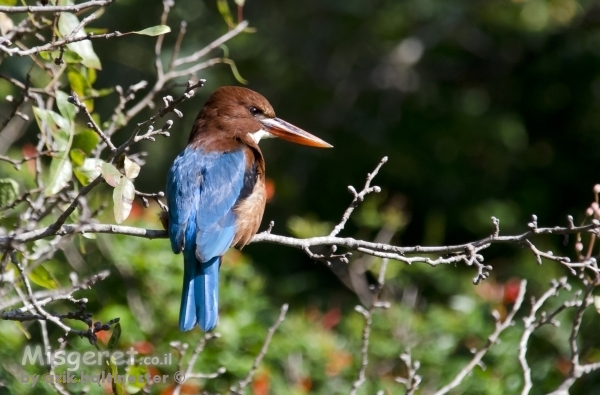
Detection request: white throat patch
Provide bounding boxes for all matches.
[250,128,275,144]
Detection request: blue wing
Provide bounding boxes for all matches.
[166,146,247,331]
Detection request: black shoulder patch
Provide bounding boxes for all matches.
[238,161,258,202]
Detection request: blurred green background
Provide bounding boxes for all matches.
[2,0,600,393]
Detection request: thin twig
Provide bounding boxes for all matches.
[0,0,115,14]
[68,92,116,151]
[330,156,387,237]
[230,303,289,394]
[434,280,527,395]
[349,258,389,395]
[0,30,127,57]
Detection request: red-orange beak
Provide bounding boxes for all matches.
[260,117,333,148]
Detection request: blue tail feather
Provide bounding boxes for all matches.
[195,256,219,331]
[179,250,220,332]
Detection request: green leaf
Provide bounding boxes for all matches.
[113,177,134,224]
[107,322,121,351]
[39,50,82,64]
[33,107,72,151]
[101,162,122,187]
[217,0,235,28]
[15,321,31,340]
[63,50,83,63]
[69,148,86,167]
[58,13,101,70]
[67,67,91,95]
[28,264,59,290]
[45,157,73,196]
[0,0,17,5]
[84,27,109,35]
[32,106,54,128]
[132,25,171,36]
[85,67,97,85]
[91,87,114,98]
[72,129,99,155]
[56,90,76,122]
[74,158,103,185]
[67,68,94,111]
[225,59,248,85]
[123,157,140,179]
[0,178,19,207]
[49,111,71,133]
[125,365,147,394]
[33,107,67,131]
[108,356,124,395]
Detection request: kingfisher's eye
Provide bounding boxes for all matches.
[249,106,261,116]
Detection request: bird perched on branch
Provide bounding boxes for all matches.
[166,86,332,331]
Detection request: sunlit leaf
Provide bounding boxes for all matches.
[108,356,124,395]
[58,13,101,69]
[39,50,82,64]
[67,67,94,111]
[56,90,76,122]
[45,157,73,196]
[125,364,147,394]
[85,67,97,85]
[48,111,71,133]
[33,107,70,151]
[91,87,114,98]
[0,1,17,6]
[69,149,86,167]
[132,25,171,36]
[107,322,121,351]
[15,322,31,339]
[72,129,99,155]
[217,0,235,28]
[0,12,15,35]
[0,178,19,207]
[101,162,122,187]
[28,264,59,290]
[123,156,140,179]
[84,27,109,35]
[113,177,134,224]
[62,50,83,63]
[41,109,72,151]
[67,67,91,96]
[74,158,103,185]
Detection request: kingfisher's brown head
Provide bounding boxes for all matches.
[189,86,332,148]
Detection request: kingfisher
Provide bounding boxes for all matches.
[166,86,332,331]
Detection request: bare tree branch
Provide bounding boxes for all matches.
[518,277,575,395]
[0,0,115,14]
[330,156,387,237]
[230,303,289,394]
[434,280,527,395]
[171,332,226,395]
[546,281,599,395]
[396,349,422,395]
[349,258,390,395]
[0,30,127,57]
[172,21,249,68]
